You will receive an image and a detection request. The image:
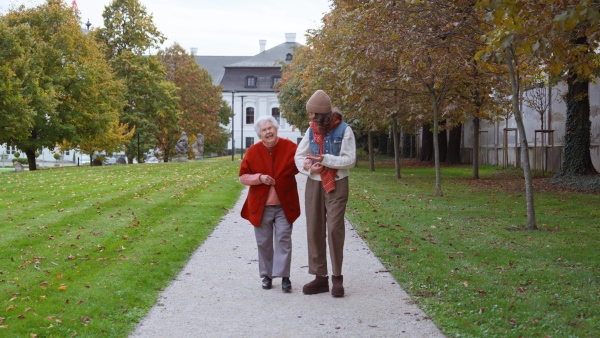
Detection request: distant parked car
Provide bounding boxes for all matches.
[146,156,159,163]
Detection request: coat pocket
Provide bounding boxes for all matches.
[247,190,264,214]
[283,187,300,211]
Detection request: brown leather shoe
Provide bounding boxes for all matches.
[331,275,344,297]
[302,276,329,295]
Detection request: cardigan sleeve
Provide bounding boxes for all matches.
[294,130,312,176]
[239,173,262,186]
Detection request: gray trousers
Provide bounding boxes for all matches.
[254,205,293,278]
[305,177,349,276]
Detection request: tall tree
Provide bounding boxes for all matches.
[0,21,38,143]
[157,43,225,157]
[2,0,124,170]
[276,45,312,133]
[94,0,179,163]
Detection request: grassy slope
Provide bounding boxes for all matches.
[0,158,242,337]
[346,162,599,338]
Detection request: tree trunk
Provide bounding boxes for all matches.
[472,117,480,179]
[446,123,462,164]
[420,124,433,162]
[25,149,37,171]
[402,133,412,158]
[560,77,598,176]
[506,48,536,230]
[431,93,443,197]
[368,130,374,172]
[393,118,400,179]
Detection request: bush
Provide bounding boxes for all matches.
[13,151,20,158]
[53,153,61,161]
[12,158,28,165]
[92,156,105,166]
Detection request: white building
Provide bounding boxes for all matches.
[194,33,303,156]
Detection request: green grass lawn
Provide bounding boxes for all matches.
[2,157,598,337]
[0,158,242,337]
[346,160,599,338]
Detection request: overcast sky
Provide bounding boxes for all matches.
[1,0,332,56]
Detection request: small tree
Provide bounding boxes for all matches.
[53,153,60,163]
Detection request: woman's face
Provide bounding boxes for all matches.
[259,121,278,146]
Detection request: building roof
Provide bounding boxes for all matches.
[194,34,301,90]
[193,56,251,85]
[226,41,301,68]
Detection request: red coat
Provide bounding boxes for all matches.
[239,138,300,227]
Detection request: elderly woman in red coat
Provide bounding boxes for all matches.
[239,115,300,292]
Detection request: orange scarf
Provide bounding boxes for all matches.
[309,116,341,193]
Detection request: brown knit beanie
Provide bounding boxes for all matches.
[306,90,332,114]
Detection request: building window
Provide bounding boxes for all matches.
[246,107,255,124]
[246,76,257,88]
[8,146,16,154]
[65,150,70,156]
[272,107,280,123]
[245,137,255,148]
[286,53,293,61]
[271,76,280,88]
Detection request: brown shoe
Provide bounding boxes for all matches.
[331,275,344,297]
[302,276,329,295]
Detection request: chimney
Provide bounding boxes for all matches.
[259,40,266,53]
[190,47,198,56]
[285,33,296,43]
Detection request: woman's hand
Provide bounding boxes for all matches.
[309,163,324,174]
[307,154,324,163]
[260,174,275,185]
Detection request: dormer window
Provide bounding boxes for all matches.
[285,53,293,61]
[246,76,257,88]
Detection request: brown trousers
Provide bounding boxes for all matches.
[305,176,349,276]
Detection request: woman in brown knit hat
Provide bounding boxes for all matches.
[294,90,356,297]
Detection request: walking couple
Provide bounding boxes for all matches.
[239,89,356,297]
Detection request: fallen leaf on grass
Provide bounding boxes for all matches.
[58,284,67,291]
[6,305,15,312]
[0,325,8,329]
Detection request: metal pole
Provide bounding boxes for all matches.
[231,92,235,161]
[240,96,246,160]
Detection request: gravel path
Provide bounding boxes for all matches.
[130,174,445,337]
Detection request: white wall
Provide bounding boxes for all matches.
[461,81,600,172]
[226,91,302,154]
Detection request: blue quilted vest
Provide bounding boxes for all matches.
[308,122,348,157]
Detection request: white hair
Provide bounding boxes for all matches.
[254,115,279,136]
